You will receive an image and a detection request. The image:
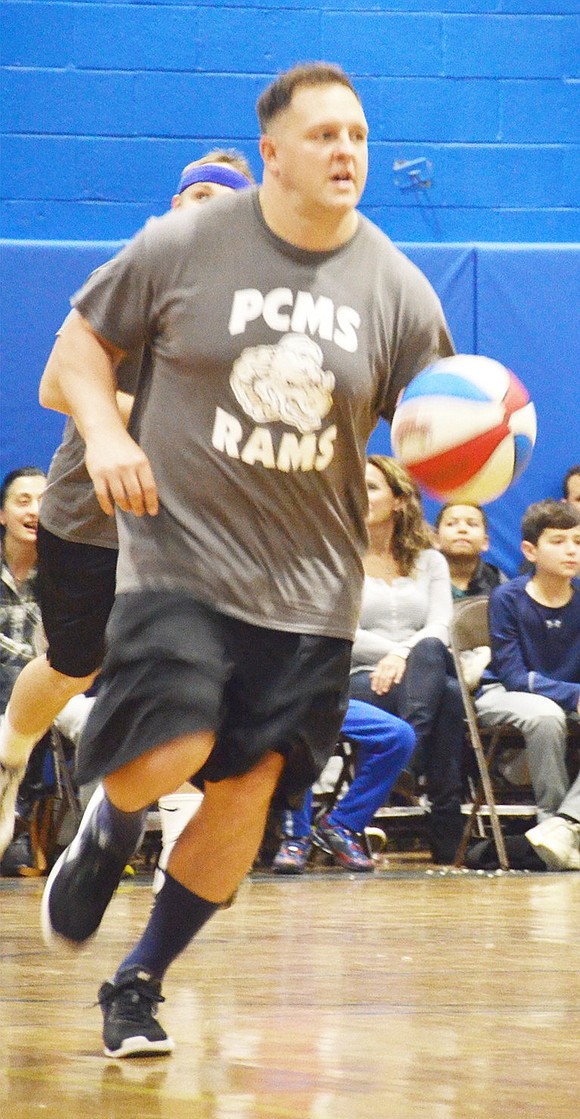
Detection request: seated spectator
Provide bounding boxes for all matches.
[563,464,580,512]
[476,499,580,828]
[349,455,466,864]
[0,467,94,870]
[0,467,47,715]
[272,699,415,873]
[520,465,580,577]
[435,502,507,600]
[0,467,48,866]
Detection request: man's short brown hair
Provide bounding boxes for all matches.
[256,62,360,132]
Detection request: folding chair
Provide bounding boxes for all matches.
[450,596,526,870]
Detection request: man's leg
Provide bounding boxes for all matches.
[526,714,580,870]
[312,704,416,871]
[41,728,215,949]
[97,750,284,1058]
[476,686,569,819]
[272,788,313,874]
[423,677,466,864]
[331,702,415,832]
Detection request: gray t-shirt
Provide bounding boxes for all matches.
[72,189,453,639]
[40,314,142,549]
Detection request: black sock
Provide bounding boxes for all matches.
[96,789,146,860]
[115,872,219,981]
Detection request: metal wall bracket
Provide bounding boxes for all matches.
[393,158,433,191]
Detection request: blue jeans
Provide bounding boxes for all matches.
[349,638,465,821]
[281,698,415,836]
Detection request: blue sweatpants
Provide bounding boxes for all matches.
[281,699,416,836]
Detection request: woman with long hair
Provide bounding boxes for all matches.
[349,455,466,864]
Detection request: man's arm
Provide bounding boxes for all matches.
[39,313,158,518]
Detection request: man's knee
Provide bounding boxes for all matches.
[48,663,97,699]
[408,637,446,666]
[207,751,284,807]
[518,698,567,735]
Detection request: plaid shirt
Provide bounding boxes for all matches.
[0,548,41,712]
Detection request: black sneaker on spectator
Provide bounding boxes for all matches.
[98,967,175,1058]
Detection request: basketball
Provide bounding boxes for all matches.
[390,355,537,504]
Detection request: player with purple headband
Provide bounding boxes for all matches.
[0,150,253,859]
[172,157,253,207]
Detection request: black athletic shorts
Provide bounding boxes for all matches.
[36,524,117,678]
[77,590,351,806]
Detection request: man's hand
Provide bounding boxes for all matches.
[370,653,407,695]
[85,429,159,517]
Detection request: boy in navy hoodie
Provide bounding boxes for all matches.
[475,500,580,865]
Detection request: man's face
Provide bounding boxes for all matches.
[0,474,46,545]
[262,82,368,218]
[523,525,580,580]
[173,181,236,210]
[436,505,489,559]
[565,473,580,511]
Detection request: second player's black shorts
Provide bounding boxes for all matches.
[36,523,117,678]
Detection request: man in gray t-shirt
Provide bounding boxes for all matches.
[39,63,454,1059]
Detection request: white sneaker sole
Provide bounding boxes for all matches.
[104,1035,175,1059]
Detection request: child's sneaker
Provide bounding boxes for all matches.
[272,836,311,874]
[312,815,374,872]
[525,815,580,871]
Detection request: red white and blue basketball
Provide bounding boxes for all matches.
[391,355,537,504]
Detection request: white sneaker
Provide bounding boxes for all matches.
[0,762,26,859]
[526,816,580,871]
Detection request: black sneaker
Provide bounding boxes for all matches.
[98,967,175,1058]
[41,785,135,950]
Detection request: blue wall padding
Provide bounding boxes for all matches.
[1,239,578,577]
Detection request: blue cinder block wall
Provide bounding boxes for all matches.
[2,0,579,242]
[1,2,579,575]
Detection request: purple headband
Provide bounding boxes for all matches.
[177,162,250,195]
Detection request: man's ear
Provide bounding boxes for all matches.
[521,540,536,565]
[259,134,277,172]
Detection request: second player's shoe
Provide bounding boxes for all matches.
[41,784,134,949]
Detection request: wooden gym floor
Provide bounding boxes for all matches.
[2,851,579,1119]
